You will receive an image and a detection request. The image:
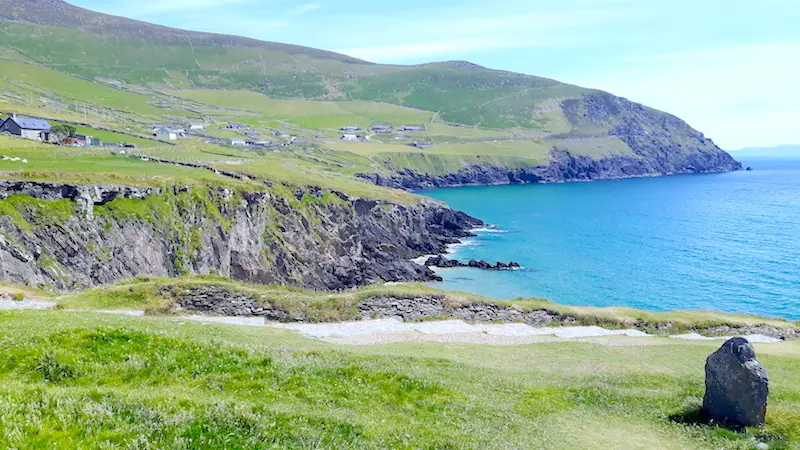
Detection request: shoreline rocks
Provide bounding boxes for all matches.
[703,338,769,428]
[424,255,522,271]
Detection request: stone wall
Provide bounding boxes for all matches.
[357,295,572,326]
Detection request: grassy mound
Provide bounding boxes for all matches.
[49,276,800,336]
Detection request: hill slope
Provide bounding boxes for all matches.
[0,0,740,187]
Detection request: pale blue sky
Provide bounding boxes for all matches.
[71,0,800,149]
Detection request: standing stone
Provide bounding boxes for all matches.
[703,337,769,428]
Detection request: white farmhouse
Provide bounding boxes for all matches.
[155,127,178,140]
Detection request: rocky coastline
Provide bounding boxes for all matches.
[0,180,482,290]
[359,92,743,191]
[358,148,743,191]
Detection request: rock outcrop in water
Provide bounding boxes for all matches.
[424,255,521,271]
[0,180,481,290]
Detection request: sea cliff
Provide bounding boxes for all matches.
[359,93,742,190]
[0,180,480,290]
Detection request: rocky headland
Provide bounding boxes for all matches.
[0,180,481,290]
[359,93,742,190]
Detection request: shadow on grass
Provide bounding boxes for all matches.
[669,405,712,426]
[670,404,751,432]
[670,404,789,448]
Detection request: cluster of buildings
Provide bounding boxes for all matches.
[338,124,423,142]
[150,123,207,141]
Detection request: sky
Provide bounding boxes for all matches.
[70,0,800,150]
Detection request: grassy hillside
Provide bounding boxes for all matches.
[0,0,741,189]
[0,303,798,448]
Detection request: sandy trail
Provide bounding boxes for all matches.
[0,300,56,310]
[273,318,656,346]
[1,301,784,346]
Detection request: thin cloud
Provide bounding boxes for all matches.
[336,8,634,62]
[340,37,560,63]
[292,3,320,14]
[581,42,800,148]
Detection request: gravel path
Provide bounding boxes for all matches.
[1,301,785,346]
[273,318,658,345]
[0,300,56,310]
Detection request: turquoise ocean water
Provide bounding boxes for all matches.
[421,159,800,320]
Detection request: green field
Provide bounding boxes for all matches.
[175,89,434,130]
[72,125,161,147]
[0,56,659,186]
[0,137,263,189]
[0,287,798,449]
[0,62,170,118]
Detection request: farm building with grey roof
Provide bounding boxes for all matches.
[0,114,52,141]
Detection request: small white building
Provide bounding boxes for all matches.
[155,127,177,141]
[341,134,358,141]
[188,123,205,130]
[229,138,247,146]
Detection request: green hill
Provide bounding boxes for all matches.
[0,0,740,188]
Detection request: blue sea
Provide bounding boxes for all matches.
[422,159,800,321]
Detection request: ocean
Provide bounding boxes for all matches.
[421,159,800,321]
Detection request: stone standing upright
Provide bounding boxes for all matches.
[703,337,769,428]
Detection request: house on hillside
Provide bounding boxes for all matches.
[341,134,358,141]
[229,138,247,146]
[188,123,205,131]
[155,127,178,140]
[273,131,289,137]
[340,126,358,132]
[228,122,247,130]
[371,125,391,132]
[402,126,422,132]
[0,114,51,141]
[245,131,261,138]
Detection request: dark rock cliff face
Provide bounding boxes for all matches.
[0,181,481,291]
[358,92,742,190]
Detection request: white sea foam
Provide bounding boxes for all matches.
[446,240,477,255]
[471,227,508,233]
